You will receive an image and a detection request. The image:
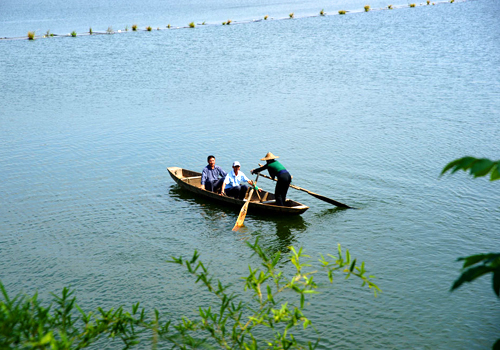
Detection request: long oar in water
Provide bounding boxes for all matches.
[232,175,260,231]
[256,170,353,209]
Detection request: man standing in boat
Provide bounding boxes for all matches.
[201,155,227,193]
[251,152,291,207]
[221,161,255,200]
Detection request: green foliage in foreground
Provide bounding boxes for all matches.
[451,253,500,297]
[441,156,500,181]
[0,239,379,349]
[444,156,499,350]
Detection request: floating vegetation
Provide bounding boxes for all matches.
[6,0,467,42]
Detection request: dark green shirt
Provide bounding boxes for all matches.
[254,160,287,180]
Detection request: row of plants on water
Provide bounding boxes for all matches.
[19,0,459,41]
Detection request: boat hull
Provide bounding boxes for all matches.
[168,167,309,215]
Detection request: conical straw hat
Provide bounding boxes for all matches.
[260,152,279,161]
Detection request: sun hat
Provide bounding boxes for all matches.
[260,152,279,161]
[232,161,241,167]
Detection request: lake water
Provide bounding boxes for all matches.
[1,0,499,348]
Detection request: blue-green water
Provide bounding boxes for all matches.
[1,0,499,348]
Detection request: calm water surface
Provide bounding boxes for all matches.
[1,0,499,348]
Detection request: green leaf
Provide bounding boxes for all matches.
[458,254,491,268]
[493,267,500,297]
[491,163,500,181]
[350,259,356,272]
[441,157,476,175]
[470,159,494,178]
[451,265,494,291]
[442,157,500,181]
[41,332,53,345]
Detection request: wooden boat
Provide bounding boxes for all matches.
[168,167,309,215]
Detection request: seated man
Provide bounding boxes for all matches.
[221,161,254,200]
[201,155,227,193]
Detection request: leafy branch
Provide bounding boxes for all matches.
[442,156,499,349]
[1,238,379,349]
[441,156,500,181]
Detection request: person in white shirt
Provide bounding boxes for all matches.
[221,161,255,200]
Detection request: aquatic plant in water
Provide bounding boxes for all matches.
[338,10,346,14]
[320,9,325,16]
[27,31,35,40]
[71,31,77,37]
[146,26,152,31]
[289,12,294,18]
[132,24,137,31]
[364,5,371,11]
[409,3,416,7]
[189,22,195,28]
[388,4,393,9]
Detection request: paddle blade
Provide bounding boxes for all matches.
[232,189,254,231]
[308,191,353,209]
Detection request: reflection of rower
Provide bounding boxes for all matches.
[251,152,291,207]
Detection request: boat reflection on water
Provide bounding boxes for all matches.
[168,185,309,255]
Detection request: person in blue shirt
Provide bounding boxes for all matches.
[201,155,227,193]
[221,161,256,200]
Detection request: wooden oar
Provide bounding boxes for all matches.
[256,170,353,209]
[232,175,259,231]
